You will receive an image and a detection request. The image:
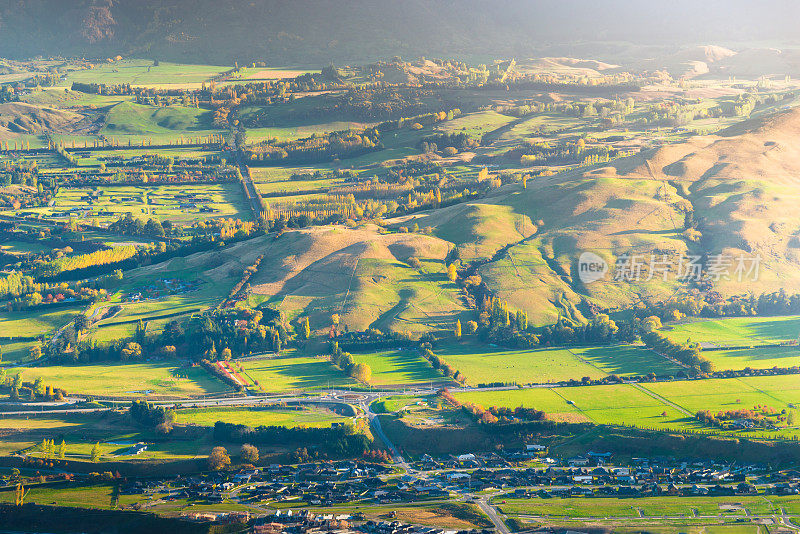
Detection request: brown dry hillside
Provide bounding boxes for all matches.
[247,224,469,333]
[0,102,83,139]
[395,106,800,325]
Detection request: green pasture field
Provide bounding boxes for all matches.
[495,495,792,518]
[499,112,585,141]
[0,239,52,254]
[86,313,199,344]
[0,484,142,509]
[256,177,338,195]
[8,362,227,397]
[0,339,38,363]
[0,305,82,337]
[349,350,444,386]
[245,122,370,143]
[370,395,430,414]
[101,101,216,137]
[702,345,800,371]
[227,67,319,81]
[0,133,48,149]
[452,383,681,428]
[240,354,356,392]
[569,345,684,376]
[437,110,517,138]
[56,60,230,88]
[434,344,606,385]
[453,376,800,436]
[660,315,800,347]
[640,377,799,414]
[0,411,213,461]
[48,183,249,224]
[175,405,350,427]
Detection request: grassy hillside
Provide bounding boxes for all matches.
[248,224,470,333]
[101,101,214,136]
[395,106,800,325]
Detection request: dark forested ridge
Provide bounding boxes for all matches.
[0,0,798,65]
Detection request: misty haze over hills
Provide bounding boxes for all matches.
[0,0,799,65]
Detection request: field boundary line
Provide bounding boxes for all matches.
[631,383,692,417]
[549,387,597,423]
[734,377,790,408]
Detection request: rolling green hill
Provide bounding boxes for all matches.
[101,101,213,136]
[393,106,800,325]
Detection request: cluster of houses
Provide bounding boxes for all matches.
[121,461,393,507]
[410,448,800,500]
[250,509,491,534]
[111,450,800,532]
[124,277,200,302]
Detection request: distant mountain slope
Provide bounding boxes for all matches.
[0,0,798,65]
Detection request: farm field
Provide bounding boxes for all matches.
[437,110,516,137]
[0,305,82,337]
[45,183,249,224]
[701,345,800,371]
[240,354,356,392]
[99,101,220,141]
[246,122,369,143]
[451,377,800,435]
[660,315,800,347]
[0,484,143,509]
[56,60,230,88]
[434,344,607,385]
[495,495,792,518]
[640,377,800,415]
[175,405,351,428]
[0,339,38,362]
[569,345,684,376]
[8,362,228,397]
[229,67,319,81]
[349,349,444,386]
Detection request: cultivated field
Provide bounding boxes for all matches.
[702,346,800,371]
[452,375,800,437]
[9,362,227,397]
[661,315,800,347]
[240,354,356,392]
[56,60,230,88]
[350,350,444,386]
[46,183,249,224]
[175,405,350,428]
[435,344,606,385]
